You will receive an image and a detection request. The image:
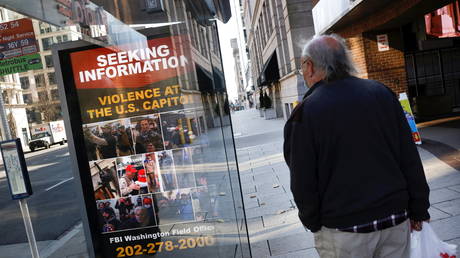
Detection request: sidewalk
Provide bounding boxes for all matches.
[233,109,460,257]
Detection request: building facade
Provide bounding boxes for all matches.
[243,0,316,120]
[0,9,34,148]
[19,20,80,125]
[312,0,460,119]
[230,38,248,108]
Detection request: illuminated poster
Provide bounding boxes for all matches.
[399,93,422,145]
[66,37,221,257]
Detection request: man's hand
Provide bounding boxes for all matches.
[410,219,430,232]
[129,184,140,191]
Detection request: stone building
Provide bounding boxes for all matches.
[19,21,80,125]
[243,0,316,119]
[231,38,248,108]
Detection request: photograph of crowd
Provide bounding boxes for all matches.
[156,150,178,192]
[97,194,158,233]
[144,153,161,193]
[160,111,200,149]
[83,119,134,161]
[155,188,195,225]
[90,159,120,200]
[173,148,196,189]
[130,115,164,154]
[116,155,148,196]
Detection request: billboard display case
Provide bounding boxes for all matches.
[51,3,250,257]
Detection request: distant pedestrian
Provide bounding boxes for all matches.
[283,34,430,258]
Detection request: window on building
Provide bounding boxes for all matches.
[48,72,56,85]
[0,76,5,82]
[34,74,46,88]
[266,3,273,31]
[45,55,54,68]
[191,19,199,48]
[51,89,59,100]
[16,93,22,104]
[2,91,9,104]
[199,26,208,57]
[260,9,267,46]
[41,37,54,51]
[38,91,48,102]
[63,35,68,42]
[20,77,30,89]
[56,35,63,43]
[27,109,42,124]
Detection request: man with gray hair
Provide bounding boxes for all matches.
[283,34,430,257]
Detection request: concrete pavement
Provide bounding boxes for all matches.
[2,109,459,257]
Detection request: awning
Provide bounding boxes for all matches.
[257,51,280,87]
[322,0,453,34]
[196,65,214,93]
[184,0,231,25]
[196,65,226,93]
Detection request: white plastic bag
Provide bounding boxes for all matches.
[410,222,457,258]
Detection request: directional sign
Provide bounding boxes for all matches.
[0,18,42,75]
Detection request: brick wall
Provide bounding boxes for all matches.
[346,35,368,79]
[336,0,419,95]
[344,31,408,94]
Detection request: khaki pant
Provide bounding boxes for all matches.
[314,220,410,258]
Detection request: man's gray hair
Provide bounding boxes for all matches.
[301,34,357,82]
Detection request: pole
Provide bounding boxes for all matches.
[0,89,39,257]
[19,199,40,258]
[0,88,11,140]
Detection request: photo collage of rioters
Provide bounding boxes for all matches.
[83,111,214,233]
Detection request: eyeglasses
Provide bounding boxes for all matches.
[298,59,309,75]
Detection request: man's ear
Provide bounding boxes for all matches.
[306,60,314,78]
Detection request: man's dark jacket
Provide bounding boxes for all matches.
[283,76,430,232]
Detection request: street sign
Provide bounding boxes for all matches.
[0,18,42,75]
[0,138,39,257]
[377,34,390,52]
[0,138,33,199]
[0,53,43,76]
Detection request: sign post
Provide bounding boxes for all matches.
[0,139,38,258]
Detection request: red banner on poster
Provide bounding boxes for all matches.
[70,37,188,89]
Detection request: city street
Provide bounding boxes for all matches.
[0,144,80,244]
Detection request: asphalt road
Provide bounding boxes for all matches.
[0,144,81,245]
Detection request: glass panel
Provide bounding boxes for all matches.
[0,1,248,257]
